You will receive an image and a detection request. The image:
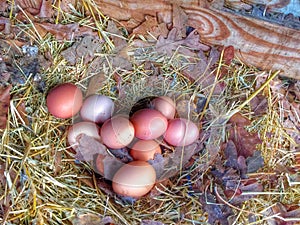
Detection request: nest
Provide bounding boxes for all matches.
[0,1,299,225]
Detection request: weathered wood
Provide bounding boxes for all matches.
[95,0,300,79]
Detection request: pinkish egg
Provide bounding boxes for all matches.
[164,118,199,146]
[152,96,176,119]
[101,115,135,149]
[130,109,168,140]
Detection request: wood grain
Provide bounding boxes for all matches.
[95,0,300,79]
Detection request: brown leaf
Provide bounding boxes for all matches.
[0,85,11,129]
[228,113,262,158]
[141,220,165,225]
[228,112,251,126]
[38,0,53,18]
[61,35,103,65]
[246,150,264,173]
[106,20,128,51]
[262,202,300,225]
[36,23,97,40]
[149,140,204,181]
[76,135,108,162]
[71,214,116,225]
[0,17,11,34]
[156,28,210,57]
[250,94,268,116]
[172,4,188,38]
[85,70,107,97]
[132,15,159,38]
[54,0,76,15]
[16,0,42,15]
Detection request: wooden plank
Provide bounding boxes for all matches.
[95,0,300,79]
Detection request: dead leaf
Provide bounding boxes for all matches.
[38,0,53,18]
[61,35,103,65]
[262,202,300,225]
[156,28,210,57]
[149,140,204,181]
[250,94,268,116]
[199,192,233,225]
[228,113,262,158]
[71,214,116,225]
[54,0,76,15]
[0,17,11,34]
[76,134,108,162]
[0,85,11,129]
[172,4,188,38]
[85,71,107,97]
[15,0,42,15]
[36,23,97,40]
[246,150,264,173]
[106,20,128,51]
[141,220,165,225]
[132,15,159,38]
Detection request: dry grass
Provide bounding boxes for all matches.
[0,1,299,225]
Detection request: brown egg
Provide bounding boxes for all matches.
[130,109,168,140]
[101,115,135,149]
[67,122,101,149]
[80,94,114,123]
[130,140,161,161]
[164,118,199,146]
[46,83,83,119]
[112,161,156,198]
[152,96,176,119]
[94,154,105,175]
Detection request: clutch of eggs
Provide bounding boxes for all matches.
[46,84,200,198]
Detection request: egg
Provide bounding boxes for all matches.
[152,96,176,119]
[164,118,199,146]
[130,140,161,161]
[112,161,156,198]
[67,122,101,149]
[80,94,114,123]
[46,83,83,119]
[94,154,105,175]
[101,115,135,149]
[130,109,168,140]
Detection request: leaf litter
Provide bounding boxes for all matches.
[0,1,299,225]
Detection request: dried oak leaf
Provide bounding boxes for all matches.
[246,150,264,173]
[61,35,103,65]
[149,140,204,181]
[250,94,268,116]
[16,0,53,18]
[262,202,300,225]
[141,220,165,225]
[199,192,233,225]
[0,85,11,129]
[172,4,188,38]
[71,214,116,225]
[228,112,262,158]
[155,28,210,57]
[76,134,107,162]
[35,23,97,41]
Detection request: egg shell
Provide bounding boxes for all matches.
[101,115,135,149]
[164,118,199,146]
[67,122,101,149]
[130,140,161,161]
[130,109,168,140]
[80,94,114,123]
[46,83,83,119]
[152,96,176,119]
[112,161,156,198]
[94,154,105,175]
